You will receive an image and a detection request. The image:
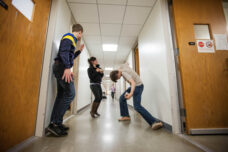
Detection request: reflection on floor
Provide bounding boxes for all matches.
[20,97,204,152]
[187,135,228,152]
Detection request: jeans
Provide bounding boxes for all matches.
[90,84,102,103]
[50,63,75,125]
[119,84,156,126]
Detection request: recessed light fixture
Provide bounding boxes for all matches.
[105,67,113,71]
[102,44,118,52]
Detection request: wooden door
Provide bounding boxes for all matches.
[135,47,140,75]
[0,0,51,151]
[172,0,228,134]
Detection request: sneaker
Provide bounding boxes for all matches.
[47,124,68,137]
[152,122,163,130]
[118,117,131,121]
[59,124,69,131]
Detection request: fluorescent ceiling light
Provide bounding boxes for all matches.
[105,67,113,71]
[106,75,110,77]
[102,44,118,52]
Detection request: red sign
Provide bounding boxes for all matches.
[198,41,204,48]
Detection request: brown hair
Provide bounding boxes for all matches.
[110,70,119,82]
[72,24,83,33]
[88,57,96,66]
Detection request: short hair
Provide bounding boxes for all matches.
[72,24,83,33]
[110,70,119,82]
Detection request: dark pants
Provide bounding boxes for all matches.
[50,63,75,125]
[90,84,102,103]
[111,92,115,99]
[119,84,156,126]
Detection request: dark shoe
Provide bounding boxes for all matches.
[59,124,69,131]
[47,124,68,137]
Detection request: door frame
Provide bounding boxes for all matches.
[167,0,186,133]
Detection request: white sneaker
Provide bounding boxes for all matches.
[152,122,163,130]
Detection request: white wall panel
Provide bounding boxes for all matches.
[137,0,178,126]
[76,45,92,110]
[45,0,73,127]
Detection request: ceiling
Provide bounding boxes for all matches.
[68,0,156,76]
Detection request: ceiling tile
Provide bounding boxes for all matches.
[68,0,96,3]
[99,5,125,24]
[127,0,156,6]
[81,23,100,36]
[123,6,151,25]
[101,24,121,36]
[119,37,137,46]
[97,0,127,5]
[102,36,119,44]
[87,44,102,52]
[121,25,142,37]
[84,36,101,44]
[69,3,99,23]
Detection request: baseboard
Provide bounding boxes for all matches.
[189,128,228,135]
[77,103,91,114]
[178,134,214,152]
[7,136,39,152]
[128,104,172,132]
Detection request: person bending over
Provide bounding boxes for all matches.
[87,57,104,118]
[48,24,84,137]
[110,63,163,130]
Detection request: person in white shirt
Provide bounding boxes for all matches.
[110,63,163,130]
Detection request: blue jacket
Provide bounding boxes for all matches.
[55,33,81,68]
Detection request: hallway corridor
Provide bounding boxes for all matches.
[20,97,203,152]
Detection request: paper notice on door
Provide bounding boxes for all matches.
[213,34,228,50]
[196,40,215,53]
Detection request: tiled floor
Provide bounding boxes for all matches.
[20,97,204,152]
[187,135,228,152]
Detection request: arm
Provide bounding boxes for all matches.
[74,44,84,59]
[59,39,72,68]
[74,50,81,59]
[125,79,136,99]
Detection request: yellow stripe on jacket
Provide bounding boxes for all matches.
[62,35,76,47]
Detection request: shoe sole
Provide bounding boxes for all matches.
[152,124,163,130]
[47,127,60,137]
[118,119,131,121]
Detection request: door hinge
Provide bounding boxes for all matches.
[176,48,179,56]
[180,108,186,117]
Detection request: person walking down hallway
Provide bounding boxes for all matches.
[87,57,104,118]
[110,63,163,130]
[111,85,116,100]
[47,24,84,137]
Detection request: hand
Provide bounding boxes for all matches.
[124,93,132,99]
[100,69,104,73]
[62,68,73,83]
[96,68,100,72]
[79,44,84,51]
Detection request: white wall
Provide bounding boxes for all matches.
[126,51,134,106]
[44,0,73,128]
[136,0,179,129]
[223,2,228,31]
[76,40,92,110]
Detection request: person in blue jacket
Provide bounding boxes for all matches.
[48,24,84,137]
